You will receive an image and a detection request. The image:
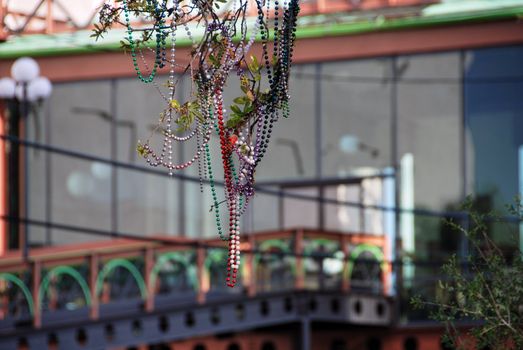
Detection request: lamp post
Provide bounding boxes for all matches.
[0,57,52,259]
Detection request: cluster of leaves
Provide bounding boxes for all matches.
[412,198,523,350]
[92,3,123,41]
[136,140,146,157]
[92,0,174,49]
[227,56,271,130]
[170,99,204,132]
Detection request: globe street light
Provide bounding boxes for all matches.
[0,56,52,259]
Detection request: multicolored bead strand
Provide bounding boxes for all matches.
[114,0,301,287]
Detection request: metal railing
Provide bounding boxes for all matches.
[0,228,391,329]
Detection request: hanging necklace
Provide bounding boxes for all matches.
[98,0,301,287]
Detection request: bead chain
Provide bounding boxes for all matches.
[129,0,300,287]
[122,0,165,83]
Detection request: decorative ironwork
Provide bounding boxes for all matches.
[39,265,91,312]
[0,229,391,329]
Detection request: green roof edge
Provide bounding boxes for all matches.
[1,5,522,60]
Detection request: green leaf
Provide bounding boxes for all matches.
[244,104,254,114]
[233,96,249,105]
[272,55,279,67]
[247,55,262,75]
[226,113,244,129]
[230,105,242,115]
[209,54,219,66]
[170,99,180,109]
[136,141,146,157]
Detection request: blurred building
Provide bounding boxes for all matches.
[0,0,522,349]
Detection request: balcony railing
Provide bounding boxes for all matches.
[0,228,391,329]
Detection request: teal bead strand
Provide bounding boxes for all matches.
[205,143,228,242]
[122,0,164,83]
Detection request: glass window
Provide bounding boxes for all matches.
[321,58,393,178]
[396,52,464,322]
[465,45,523,249]
[50,155,112,244]
[320,59,392,234]
[48,81,113,244]
[397,52,463,261]
[49,81,112,157]
[282,187,319,229]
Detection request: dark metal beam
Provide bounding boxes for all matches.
[301,318,311,350]
[0,292,392,350]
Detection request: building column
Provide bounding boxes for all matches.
[0,100,6,255]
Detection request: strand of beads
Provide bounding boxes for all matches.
[158,0,168,68]
[142,108,212,172]
[273,0,281,64]
[242,15,262,55]
[124,0,302,288]
[138,49,170,102]
[253,0,273,164]
[195,111,206,193]
[205,143,229,242]
[166,24,177,175]
[226,193,241,288]
[214,87,241,288]
[122,0,166,83]
[280,0,299,119]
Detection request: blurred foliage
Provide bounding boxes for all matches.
[412,197,523,350]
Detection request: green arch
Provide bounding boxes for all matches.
[38,266,92,310]
[258,239,291,254]
[96,258,147,299]
[255,239,292,264]
[255,239,296,275]
[149,252,197,291]
[347,244,385,279]
[204,248,228,270]
[0,272,34,315]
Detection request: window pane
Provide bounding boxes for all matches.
[49,81,112,158]
[50,155,111,244]
[117,169,180,237]
[321,58,393,178]
[282,187,319,229]
[465,45,523,249]
[397,52,463,260]
[48,81,113,245]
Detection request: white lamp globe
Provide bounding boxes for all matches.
[28,77,52,100]
[11,57,40,82]
[339,134,359,154]
[0,77,16,98]
[15,85,38,102]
